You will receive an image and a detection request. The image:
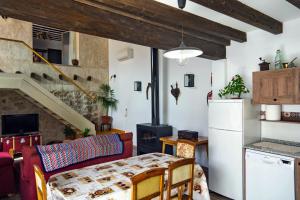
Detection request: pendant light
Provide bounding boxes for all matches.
[163,0,203,64]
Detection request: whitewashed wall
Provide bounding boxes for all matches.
[108,40,152,145]
[109,39,212,166]
[212,17,300,142]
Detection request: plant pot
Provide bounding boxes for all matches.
[72,59,79,66]
[101,115,112,124]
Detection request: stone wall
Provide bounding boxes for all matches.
[79,33,109,70]
[0,18,109,92]
[0,90,65,144]
[0,18,109,126]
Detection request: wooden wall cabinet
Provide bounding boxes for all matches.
[253,68,300,104]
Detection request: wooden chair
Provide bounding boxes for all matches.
[176,139,196,159]
[130,168,166,200]
[34,165,47,200]
[167,158,195,200]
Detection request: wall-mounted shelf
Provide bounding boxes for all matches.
[260,119,300,124]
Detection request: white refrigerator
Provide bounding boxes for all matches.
[208,99,260,200]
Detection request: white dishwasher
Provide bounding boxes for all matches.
[246,149,295,200]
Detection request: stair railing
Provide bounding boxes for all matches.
[0,37,95,100]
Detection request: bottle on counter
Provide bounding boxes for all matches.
[274,49,282,70]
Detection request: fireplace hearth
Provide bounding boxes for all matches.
[137,123,172,155]
[136,48,173,155]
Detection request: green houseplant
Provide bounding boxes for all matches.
[97,84,118,124]
[82,128,90,137]
[218,74,250,99]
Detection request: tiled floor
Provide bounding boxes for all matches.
[0,192,230,200]
[210,192,231,200]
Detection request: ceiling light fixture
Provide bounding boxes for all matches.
[163,0,203,65]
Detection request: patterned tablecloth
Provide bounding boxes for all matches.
[47,153,210,200]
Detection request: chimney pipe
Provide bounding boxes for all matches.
[151,48,160,125]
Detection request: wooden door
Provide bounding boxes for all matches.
[253,68,295,104]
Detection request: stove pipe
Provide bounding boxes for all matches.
[151,48,160,126]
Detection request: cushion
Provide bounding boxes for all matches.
[0,152,13,167]
[176,143,194,159]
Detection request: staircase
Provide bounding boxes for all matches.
[0,73,96,134]
[0,37,98,135]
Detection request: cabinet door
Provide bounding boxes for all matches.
[294,68,300,104]
[253,69,295,104]
[253,71,275,104]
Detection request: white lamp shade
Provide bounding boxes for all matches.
[163,42,203,60]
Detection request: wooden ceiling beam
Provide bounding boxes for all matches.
[0,0,226,60]
[78,0,245,43]
[191,0,283,34]
[76,0,230,46]
[287,0,300,9]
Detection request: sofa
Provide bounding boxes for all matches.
[0,152,15,196]
[20,132,133,200]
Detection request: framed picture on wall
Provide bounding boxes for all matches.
[184,74,194,87]
[134,81,142,91]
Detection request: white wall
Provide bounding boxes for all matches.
[109,39,212,166]
[212,17,300,142]
[165,58,212,165]
[109,40,152,145]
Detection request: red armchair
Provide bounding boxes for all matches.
[20,132,133,200]
[0,152,15,196]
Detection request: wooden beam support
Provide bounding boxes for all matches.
[30,72,42,81]
[73,74,79,81]
[0,0,226,59]
[287,0,300,9]
[191,0,283,34]
[77,0,241,45]
[42,73,54,81]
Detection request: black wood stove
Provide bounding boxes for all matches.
[137,48,172,155]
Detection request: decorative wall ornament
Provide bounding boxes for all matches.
[184,74,194,87]
[134,81,142,91]
[207,72,212,105]
[171,82,180,105]
[146,83,151,100]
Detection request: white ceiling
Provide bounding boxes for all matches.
[155,0,300,32]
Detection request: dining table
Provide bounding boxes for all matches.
[47,153,210,200]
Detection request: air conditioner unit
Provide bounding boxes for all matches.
[117,48,134,62]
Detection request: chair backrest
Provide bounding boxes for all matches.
[131,168,166,200]
[34,165,47,200]
[176,139,196,159]
[167,158,195,200]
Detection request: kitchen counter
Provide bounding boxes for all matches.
[244,138,300,158]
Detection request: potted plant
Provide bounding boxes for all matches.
[82,128,90,137]
[63,125,76,140]
[97,84,118,124]
[218,74,250,99]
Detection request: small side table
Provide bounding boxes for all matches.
[160,136,208,158]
